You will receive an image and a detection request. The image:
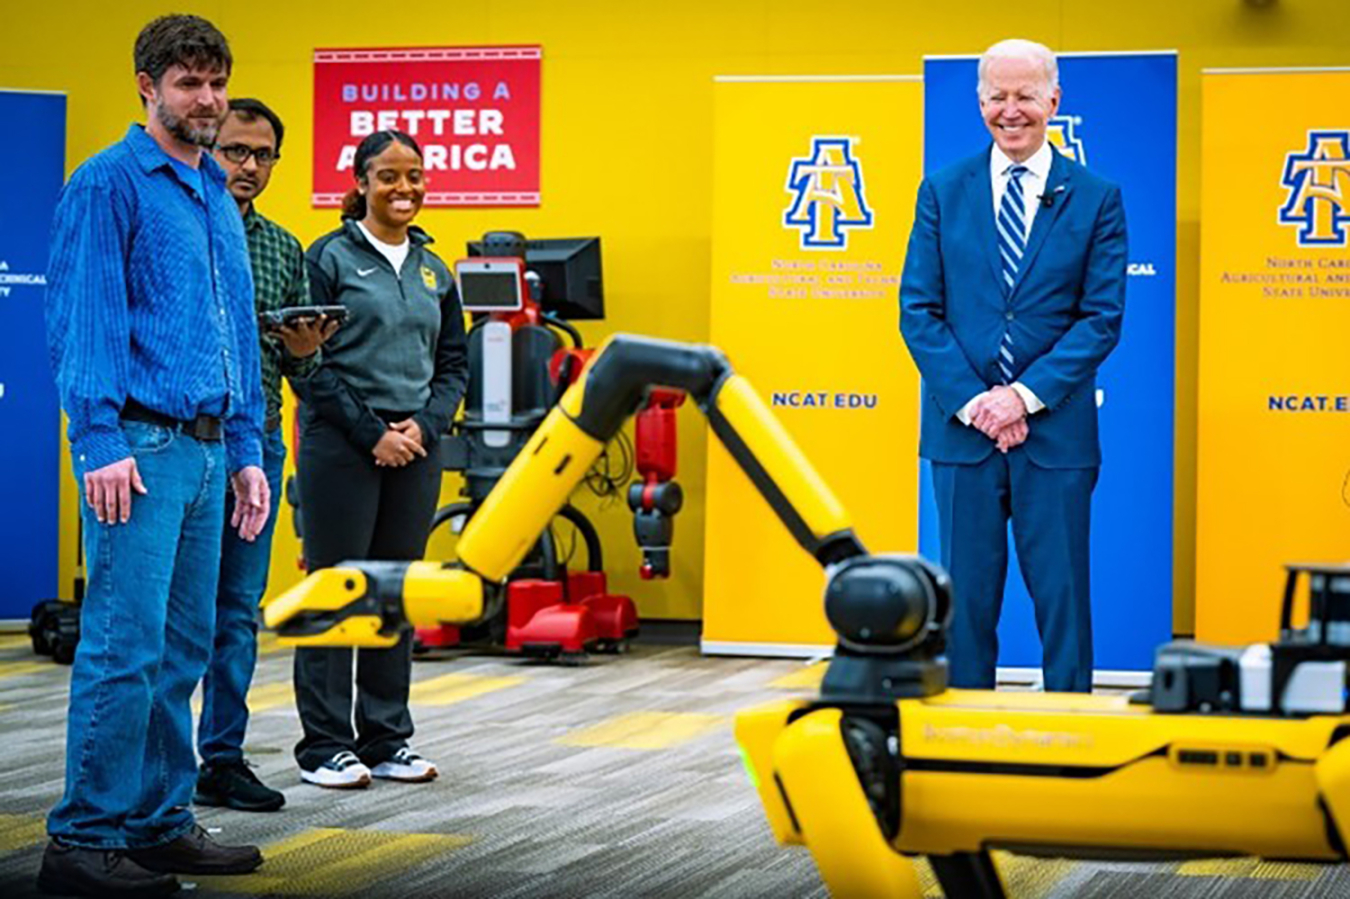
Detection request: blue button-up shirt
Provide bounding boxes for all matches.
[45,124,264,473]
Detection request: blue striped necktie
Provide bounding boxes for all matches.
[996,164,1028,383]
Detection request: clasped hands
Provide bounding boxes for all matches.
[969,385,1028,453]
[373,418,427,467]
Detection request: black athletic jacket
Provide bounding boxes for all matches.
[300,219,468,452]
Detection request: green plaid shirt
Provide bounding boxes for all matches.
[244,205,318,424]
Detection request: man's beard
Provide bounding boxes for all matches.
[156,98,221,148]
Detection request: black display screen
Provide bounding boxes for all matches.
[459,270,522,311]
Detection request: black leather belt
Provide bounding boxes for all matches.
[121,399,223,442]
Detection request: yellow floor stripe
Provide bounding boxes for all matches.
[192,680,295,715]
[1178,857,1321,881]
[276,832,468,895]
[1249,860,1323,880]
[0,661,57,681]
[409,672,523,707]
[557,711,724,750]
[192,672,520,715]
[913,852,1074,898]
[4,631,302,663]
[768,663,828,690]
[257,632,288,656]
[1177,858,1257,877]
[0,813,47,854]
[200,827,471,895]
[250,826,347,859]
[997,852,1076,897]
[914,857,940,897]
[247,681,296,713]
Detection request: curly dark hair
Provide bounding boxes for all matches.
[133,14,232,99]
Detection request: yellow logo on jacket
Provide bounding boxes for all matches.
[421,265,437,291]
[1280,131,1350,247]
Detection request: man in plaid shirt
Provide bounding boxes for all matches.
[196,97,338,812]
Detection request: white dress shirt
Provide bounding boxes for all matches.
[956,140,1052,426]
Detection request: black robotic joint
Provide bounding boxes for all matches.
[824,555,950,655]
[627,480,684,515]
[819,555,953,704]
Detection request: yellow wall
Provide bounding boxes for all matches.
[7,0,1350,627]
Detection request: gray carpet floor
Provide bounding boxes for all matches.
[2,630,1349,898]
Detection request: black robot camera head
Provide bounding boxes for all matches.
[480,230,528,261]
[825,554,951,656]
[819,554,953,703]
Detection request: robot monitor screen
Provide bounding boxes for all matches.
[455,258,526,313]
[467,237,604,320]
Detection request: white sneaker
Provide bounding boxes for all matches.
[370,747,438,783]
[301,751,372,789]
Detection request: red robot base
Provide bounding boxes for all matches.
[416,570,639,659]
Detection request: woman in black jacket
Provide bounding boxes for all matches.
[293,130,467,788]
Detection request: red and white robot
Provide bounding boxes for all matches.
[415,231,681,659]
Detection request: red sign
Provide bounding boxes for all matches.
[312,45,541,207]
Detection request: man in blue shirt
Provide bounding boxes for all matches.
[41,15,269,897]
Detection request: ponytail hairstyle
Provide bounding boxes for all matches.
[340,129,424,220]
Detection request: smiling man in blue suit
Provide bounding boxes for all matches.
[900,38,1127,693]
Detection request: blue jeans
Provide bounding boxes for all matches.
[49,422,227,849]
[197,428,285,765]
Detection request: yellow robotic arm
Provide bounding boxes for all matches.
[264,334,938,654]
[260,334,960,897]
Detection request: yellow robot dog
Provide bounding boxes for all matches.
[264,334,1350,898]
[738,559,1350,898]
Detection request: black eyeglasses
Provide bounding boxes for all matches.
[216,144,280,166]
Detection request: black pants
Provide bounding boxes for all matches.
[292,407,441,771]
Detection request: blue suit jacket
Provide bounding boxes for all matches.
[899,145,1127,469]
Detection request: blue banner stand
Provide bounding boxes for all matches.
[0,89,66,622]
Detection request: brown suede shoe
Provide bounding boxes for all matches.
[125,825,262,875]
[37,840,180,897]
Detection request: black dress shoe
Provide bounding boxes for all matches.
[37,840,180,897]
[195,759,286,812]
[125,825,263,875]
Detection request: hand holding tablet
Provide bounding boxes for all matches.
[258,305,349,331]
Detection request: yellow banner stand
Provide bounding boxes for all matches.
[1197,69,1350,644]
[702,76,924,655]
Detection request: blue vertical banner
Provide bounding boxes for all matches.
[920,53,1176,676]
[0,90,66,620]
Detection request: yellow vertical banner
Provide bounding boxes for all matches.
[702,76,924,654]
[1197,69,1350,644]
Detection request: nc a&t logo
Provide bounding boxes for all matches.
[783,137,874,250]
[1047,115,1086,165]
[1279,131,1350,247]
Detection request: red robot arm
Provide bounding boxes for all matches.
[628,389,684,579]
